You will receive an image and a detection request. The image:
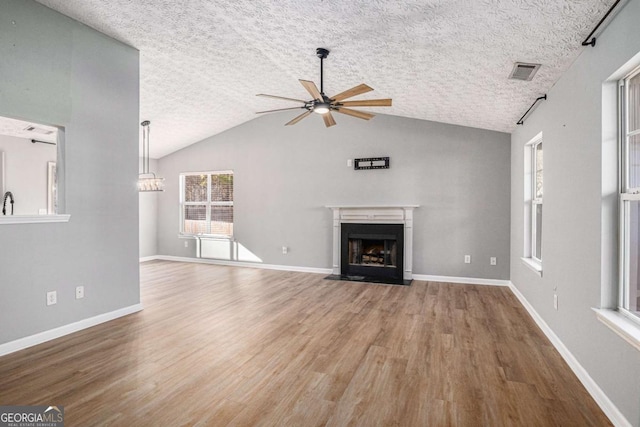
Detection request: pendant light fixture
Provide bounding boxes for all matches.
[138,120,165,192]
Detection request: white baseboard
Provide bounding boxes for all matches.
[412,274,510,287]
[143,256,510,286]
[0,304,143,358]
[508,283,630,427]
[140,255,511,286]
[148,255,333,275]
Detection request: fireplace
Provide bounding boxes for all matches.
[341,223,404,282]
[327,205,417,285]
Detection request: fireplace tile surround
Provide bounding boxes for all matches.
[327,205,418,283]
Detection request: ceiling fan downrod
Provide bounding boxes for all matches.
[316,48,329,96]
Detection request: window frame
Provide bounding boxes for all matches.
[179,170,234,238]
[531,139,543,264]
[522,132,543,274]
[618,65,640,321]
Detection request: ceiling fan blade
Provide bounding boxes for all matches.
[338,99,392,107]
[331,83,374,101]
[299,80,323,100]
[323,112,337,128]
[285,110,312,126]
[335,107,375,120]
[256,107,305,114]
[256,94,307,103]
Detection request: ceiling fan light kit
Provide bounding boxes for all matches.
[256,48,392,127]
[313,103,330,114]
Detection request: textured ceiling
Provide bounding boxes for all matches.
[35,0,617,158]
[0,116,58,143]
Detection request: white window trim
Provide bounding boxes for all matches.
[179,170,233,239]
[520,257,543,276]
[598,63,640,351]
[593,308,640,352]
[523,132,543,274]
[619,68,640,315]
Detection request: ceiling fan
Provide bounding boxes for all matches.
[256,48,392,128]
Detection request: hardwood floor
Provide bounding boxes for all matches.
[0,261,611,426]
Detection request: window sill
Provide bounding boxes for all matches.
[593,308,640,352]
[0,214,70,225]
[179,234,233,240]
[520,257,542,276]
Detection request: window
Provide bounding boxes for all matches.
[620,66,640,319]
[180,171,233,237]
[532,140,543,261]
[523,133,543,272]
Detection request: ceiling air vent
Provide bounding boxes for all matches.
[509,62,541,81]
[23,125,54,135]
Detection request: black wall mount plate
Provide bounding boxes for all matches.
[354,157,390,170]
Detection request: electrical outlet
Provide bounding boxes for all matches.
[554,294,558,310]
[184,241,189,248]
[282,246,288,254]
[76,286,84,299]
[46,291,57,306]
[490,257,497,266]
[464,255,471,264]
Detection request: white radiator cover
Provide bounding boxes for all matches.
[196,237,261,263]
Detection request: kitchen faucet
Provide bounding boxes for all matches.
[2,191,14,215]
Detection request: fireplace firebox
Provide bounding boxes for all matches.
[338,223,408,285]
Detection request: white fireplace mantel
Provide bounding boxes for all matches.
[327,205,419,280]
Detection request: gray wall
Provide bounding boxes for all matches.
[0,0,140,344]
[510,0,640,424]
[157,113,511,280]
[139,158,158,258]
[0,134,56,215]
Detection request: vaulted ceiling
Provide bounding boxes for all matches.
[35,0,617,158]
